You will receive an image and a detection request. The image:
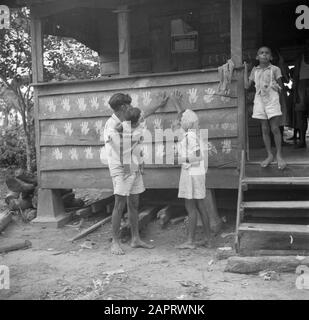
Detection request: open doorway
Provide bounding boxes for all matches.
[247,0,309,163]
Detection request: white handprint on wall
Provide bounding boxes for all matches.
[103,95,111,108]
[95,120,103,134]
[77,98,87,112]
[221,139,232,154]
[131,93,139,107]
[142,92,152,106]
[153,118,162,130]
[61,98,71,112]
[85,147,94,159]
[203,88,216,103]
[221,95,231,103]
[188,88,198,104]
[64,122,73,136]
[207,141,218,156]
[47,100,56,113]
[90,97,99,110]
[52,148,63,160]
[49,124,58,136]
[69,148,78,160]
[80,122,89,135]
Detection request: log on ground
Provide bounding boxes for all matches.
[0,240,32,254]
[225,256,309,274]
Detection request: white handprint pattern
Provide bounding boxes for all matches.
[90,97,99,110]
[221,95,231,103]
[207,141,218,156]
[153,118,162,130]
[84,147,94,159]
[188,88,198,104]
[49,124,58,136]
[80,122,89,135]
[142,92,152,106]
[47,100,56,113]
[221,139,232,154]
[52,148,63,160]
[69,148,78,160]
[61,98,71,112]
[131,93,139,107]
[203,88,216,103]
[64,122,73,136]
[103,95,111,108]
[95,120,103,134]
[77,98,87,112]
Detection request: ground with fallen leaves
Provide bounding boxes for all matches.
[0,168,309,300]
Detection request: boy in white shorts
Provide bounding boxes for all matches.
[104,92,168,255]
[244,46,286,170]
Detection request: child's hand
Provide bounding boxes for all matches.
[157,91,169,108]
[271,83,282,93]
[172,90,183,103]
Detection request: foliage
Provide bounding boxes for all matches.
[0,125,27,168]
[0,7,100,171]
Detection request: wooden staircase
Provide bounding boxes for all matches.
[235,151,309,253]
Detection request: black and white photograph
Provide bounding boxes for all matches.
[1,0,309,303]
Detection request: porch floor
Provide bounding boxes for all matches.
[249,138,309,164]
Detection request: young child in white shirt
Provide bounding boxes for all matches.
[171,91,211,249]
[244,46,286,170]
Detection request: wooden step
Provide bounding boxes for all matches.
[238,223,309,235]
[242,201,309,210]
[243,177,309,185]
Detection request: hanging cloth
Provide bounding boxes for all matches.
[217,59,235,95]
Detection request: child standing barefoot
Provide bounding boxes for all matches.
[244,46,286,170]
[171,91,211,249]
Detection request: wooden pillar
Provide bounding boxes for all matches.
[230,0,243,67]
[231,0,246,155]
[114,5,131,76]
[30,10,68,227]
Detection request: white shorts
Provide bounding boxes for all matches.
[112,172,145,196]
[178,169,206,200]
[252,91,282,120]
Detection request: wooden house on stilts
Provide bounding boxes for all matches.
[3,0,309,252]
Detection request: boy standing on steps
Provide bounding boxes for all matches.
[244,46,286,170]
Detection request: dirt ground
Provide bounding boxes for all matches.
[0,169,309,300]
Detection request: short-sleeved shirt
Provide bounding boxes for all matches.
[178,130,205,175]
[249,64,282,95]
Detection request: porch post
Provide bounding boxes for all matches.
[230,0,243,67]
[230,0,246,154]
[30,10,68,227]
[115,5,131,76]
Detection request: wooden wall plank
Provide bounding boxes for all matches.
[40,167,239,189]
[35,69,238,95]
[39,107,238,146]
[38,81,238,120]
[40,136,238,171]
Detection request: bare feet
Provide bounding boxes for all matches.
[131,239,155,249]
[176,241,196,250]
[277,156,287,170]
[261,154,274,168]
[111,241,125,255]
